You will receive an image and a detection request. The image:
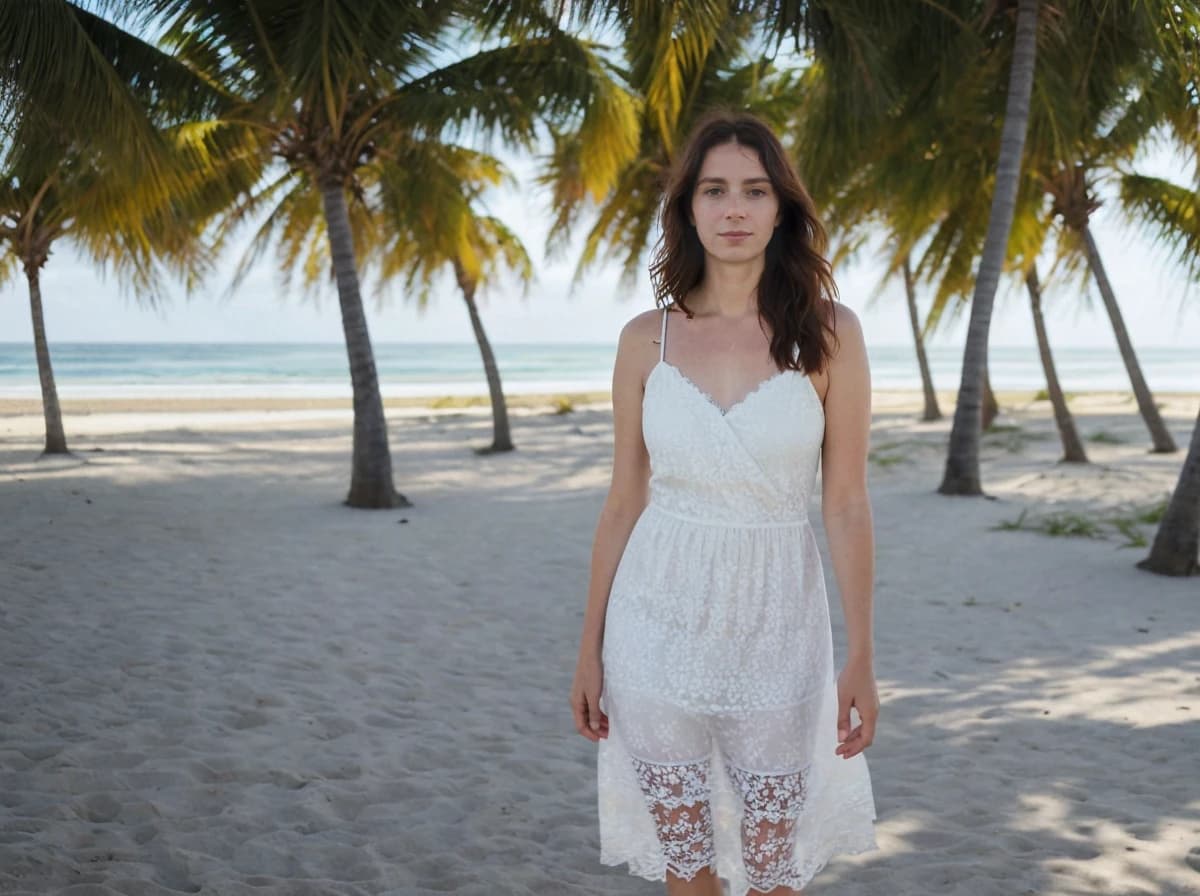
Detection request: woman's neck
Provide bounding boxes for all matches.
[689,258,763,317]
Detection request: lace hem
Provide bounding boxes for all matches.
[601,808,878,895]
[618,750,875,894]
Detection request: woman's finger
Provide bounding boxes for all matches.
[574,694,602,742]
[586,695,609,738]
[835,724,862,756]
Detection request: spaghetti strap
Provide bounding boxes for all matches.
[659,306,669,363]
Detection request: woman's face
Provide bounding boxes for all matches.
[689,140,780,266]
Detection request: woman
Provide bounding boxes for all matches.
[570,111,878,896]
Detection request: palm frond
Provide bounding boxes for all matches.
[1119,173,1200,283]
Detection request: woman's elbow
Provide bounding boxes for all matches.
[821,486,871,521]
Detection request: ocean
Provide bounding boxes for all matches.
[0,342,1193,399]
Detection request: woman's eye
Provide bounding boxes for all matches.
[704,187,723,196]
[749,188,767,197]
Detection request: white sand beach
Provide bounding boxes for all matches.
[1,391,1198,895]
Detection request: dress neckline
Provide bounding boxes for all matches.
[649,360,822,419]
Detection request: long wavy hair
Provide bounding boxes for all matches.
[649,111,838,374]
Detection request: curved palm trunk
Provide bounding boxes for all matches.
[1026,266,1087,463]
[1080,224,1176,453]
[1138,403,1200,576]
[939,0,1039,496]
[25,264,68,455]
[453,261,513,453]
[319,184,408,508]
[902,256,941,421]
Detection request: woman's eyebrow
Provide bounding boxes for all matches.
[696,176,772,186]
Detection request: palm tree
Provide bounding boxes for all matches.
[4,1,638,506]
[781,3,1050,437]
[1138,406,1200,577]
[173,1,639,506]
[938,0,1041,496]
[1027,1,1197,454]
[930,0,1193,487]
[1044,165,1176,453]
[0,152,71,455]
[1024,265,1087,462]
[0,131,254,456]
[0,4,246,456]
[820,1,1192,476]
[901,256,942,421]
[0,147,181,456]
[382,147,532,454]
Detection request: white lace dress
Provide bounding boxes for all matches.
[598,307,877,894]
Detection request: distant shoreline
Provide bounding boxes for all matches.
[1,343,1194,398]
[1,388,1195,418]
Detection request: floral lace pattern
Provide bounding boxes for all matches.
[631,758,716,880]
[597,307,877,895]
[727,765,807,890]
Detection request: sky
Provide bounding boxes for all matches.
[1,142,1196,353]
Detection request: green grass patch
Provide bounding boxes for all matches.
[1110,517,1148,549]
[1033,389,1076,402]
[552,395,575,415]
[992,510,1030,531]
[995,498,1168,547]
[1041,513,1104,538]
[429,394,488,409]
[1088,430,1124,444]
[1136,499,1168,525]
[994,509,1102,539]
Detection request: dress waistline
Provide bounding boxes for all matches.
[646,502,811,530]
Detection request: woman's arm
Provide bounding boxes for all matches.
[571,311,657,742]
[819,303,879,759]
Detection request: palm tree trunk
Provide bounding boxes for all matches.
[25,264,68,455]
[939,0,1039,496]
[982,366,1000,431]
[1026,266,1087,463]
[319,184,408,508]
[1138,403,1200,576]
[454,260,514,453]
[902,256,941,422]
[1080,224,1176,453]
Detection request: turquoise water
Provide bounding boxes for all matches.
[0,342,1193,398]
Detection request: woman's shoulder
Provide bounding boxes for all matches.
[821,299,863,351]
[823,300,867,372]
[617,305,668,346]
[812,296,859,331]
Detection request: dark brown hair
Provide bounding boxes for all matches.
[649,111,838,374]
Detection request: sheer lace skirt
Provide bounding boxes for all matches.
[597,506,876,893]
[597,678,876,894]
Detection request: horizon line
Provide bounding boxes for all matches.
[0,340,1194,351]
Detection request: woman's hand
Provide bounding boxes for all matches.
[835,655,878,759]
[571,651,609,742]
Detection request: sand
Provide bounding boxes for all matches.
[1,390,1198,895]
